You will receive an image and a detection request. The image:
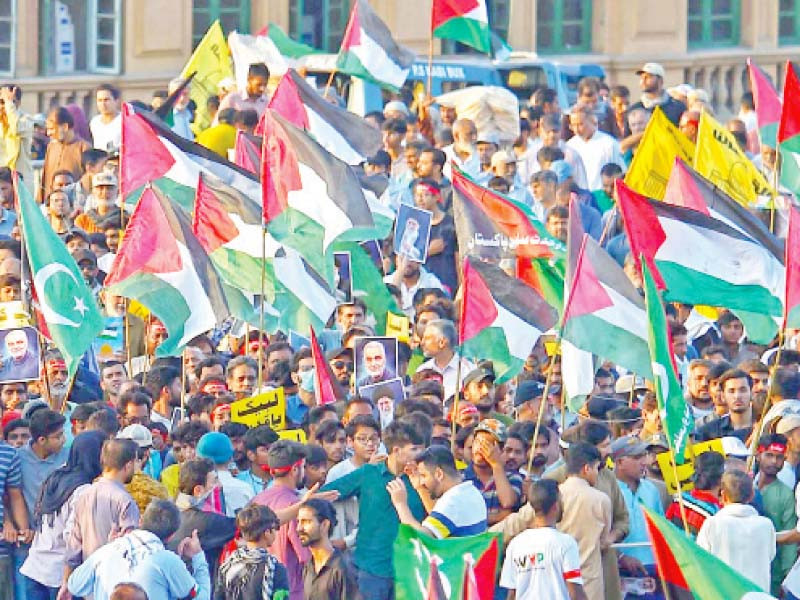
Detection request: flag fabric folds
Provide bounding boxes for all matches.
[747,58,782,148]
[459,257,558,382]
[642,258,694,459]
[18,180,104,376]
[394,525,500,600]
[432,0,492,53]
[778,60,800,196]
[310,325,345,405]
[336,0,415,91]
[643,506,777,599]
[786,205,800,328]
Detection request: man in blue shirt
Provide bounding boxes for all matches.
[612,435,665,600]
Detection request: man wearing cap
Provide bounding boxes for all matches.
[74,172,122,234]
[196,431,253,517]
[490,149,534,206]
[464,419,524,525]
[441,118,480,179]
[612,435,665,598]
[753,433,797,594]
[117,424,169,514]
[627,62,686,128]
[72,248,103,297]
[326,347,353,389]
[775,414,800,489]
[252,440,312,600]
[566,105,625,191]
[463,367,512,426]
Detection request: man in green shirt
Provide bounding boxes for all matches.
[756,433,797,595]
[321,420,426,600]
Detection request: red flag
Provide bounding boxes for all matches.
[233,131,261,175]
[614,179,667,288]
[120,103,175,199]
[309,325,345,405]
[786,205,800,329]
[458,257,499,345]
[779,60,800,144]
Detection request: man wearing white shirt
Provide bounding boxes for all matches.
[90,84,122,152]
[524,114,589,190]
[566,106,624,191]
[442,118,480,179]
[418,319,476,400]
[384,255,444,318]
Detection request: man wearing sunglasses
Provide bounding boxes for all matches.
[326,347,354,390]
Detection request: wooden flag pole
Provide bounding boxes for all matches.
[746,329,785,472]
[667,439,691,536]
[770,150,781,234]
[450,347,463,456]
[526,349,557,475]
[426,30,434,97]
[256,224,267,392]
[325,1,358,99]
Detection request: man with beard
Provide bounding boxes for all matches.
[100,360,128,407]
[502,429,530,476]
[685,359,714,422]
[61,439,140,598]
[144,365,181,431]
[754,433,797,594]
[388,445,486,538]
[612,436,665,597]
[299,498,359,600]
[695,369,754,443]
[0,328,38,381]
[441,118,480,179]
[739,359,769,420]
[462,367,512,425]
[326,347,353,390]
[357,341,395,388]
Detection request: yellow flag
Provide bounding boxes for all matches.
[180,20,232,133]
[693,111,774,206]
[624,107,695,199]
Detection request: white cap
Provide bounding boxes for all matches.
[117,424,153,448]
[636,62,666,79]
[721,436,750,458]
[490,150,517,168]
[383,101,409,116]
[777,414,800,435]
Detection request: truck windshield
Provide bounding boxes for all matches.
[498,66,548,101]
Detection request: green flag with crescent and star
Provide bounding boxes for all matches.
[641,256,694,461]
[17,179,103,376]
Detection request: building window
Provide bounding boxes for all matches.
[687,0,740,48]
[192,0,250,48]
[41,0,121,75]
[289,0,348,52]
[780,0,800,45]
[0,0,14,76]
[536,0,592,54]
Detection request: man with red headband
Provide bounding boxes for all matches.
[755,433,797,594]
[252,440,311,600]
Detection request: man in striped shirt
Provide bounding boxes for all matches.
[387,445,487,538]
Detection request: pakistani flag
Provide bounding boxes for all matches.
[642,257,694,459]
[336,0,415,91]
[460,258,558,382]
[617,180,784,344]
[268,68,383,165]
[394,525,501,600]
[643,506,776,599]
[18,181,103,376]
[779,60,800,196]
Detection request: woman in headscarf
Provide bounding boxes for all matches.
[20,430,106,600]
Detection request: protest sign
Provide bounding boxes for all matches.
[656,438,725,494]
[231,388,286,430]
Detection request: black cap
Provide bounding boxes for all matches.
[514,380,545,407]
[325,347,353,361]
[366,150,391,168]
[463,367,495,389]
[71,249,97,265]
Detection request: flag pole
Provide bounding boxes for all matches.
[325,0,358,99]
[526,348,557,475]
[257,224,267,392]
[746,328,784,472]
[180,352,186,417]
[426,28,434,97]
[770,150,781,234]
[450,346,462,456]
[598,206,617,246]
[666,440,691,535]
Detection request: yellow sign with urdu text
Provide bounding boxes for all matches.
[624,107,695,200]
[231,388,286,430]
[694,111,774,207]
[386,312,410,343]
[278,429,308,443]
[657,438,725,495]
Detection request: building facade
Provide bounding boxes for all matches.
[6,0,800,118]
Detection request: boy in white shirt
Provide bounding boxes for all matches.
[501,479,588,600]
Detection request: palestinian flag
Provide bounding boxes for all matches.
[432,0,492,54]
[617,180,784,344]
[779,60,800,196]
[786,205,800,328]
[394,525,501,600]
[233,131,260,175]
[193,172,336,334]
[561,232,653,381]
[120,103,260,214]
[310,326,345,405]
[336,0,415,91]
[451,167,565,311]
[642,258,694,459]
[260,108,376,285]
[643,506,777,599]
[269,69,382,165]
[105,184,251,356]
[17,179,104,376]
[561,197,597,408]
[747,58,782,148]
[255,23,321,59]
[459,257,558,382]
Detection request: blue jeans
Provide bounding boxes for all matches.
[355,566,394,600]
[13,544,28,600]
[25,577,58,600]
